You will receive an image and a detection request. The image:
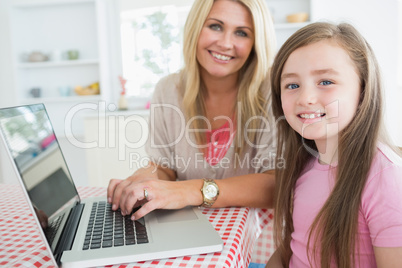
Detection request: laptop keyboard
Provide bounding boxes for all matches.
[83,201,148,250]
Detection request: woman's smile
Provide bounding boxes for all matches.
[209,51,233,62]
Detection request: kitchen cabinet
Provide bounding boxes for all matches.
[8,0,117,138]
[266,0,312,47]
[83,109,149,187]
[9,0,115,106]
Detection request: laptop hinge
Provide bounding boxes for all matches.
[54,202,85,265]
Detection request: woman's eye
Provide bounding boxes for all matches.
[285,83,299,90]
[319,80,333,86]
[235,30,247,37]
[209,24,222,31]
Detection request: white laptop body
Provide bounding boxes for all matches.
[0,104,223,268]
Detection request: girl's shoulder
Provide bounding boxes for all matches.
[360,145,402,249]
[366,143,402,184]
[376,143,402,167]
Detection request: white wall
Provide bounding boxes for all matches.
[0,0,18,184]
[311,0,402,146]
[120,0,193,10]
[0,0,16,107]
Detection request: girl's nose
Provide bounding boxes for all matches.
[297,87,317,106]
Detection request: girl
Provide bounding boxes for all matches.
[268,22,402,267]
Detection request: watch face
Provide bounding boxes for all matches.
[205,184,218,199]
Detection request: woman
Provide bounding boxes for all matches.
[108,0,277,222]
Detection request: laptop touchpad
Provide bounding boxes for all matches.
[155,208,198,223]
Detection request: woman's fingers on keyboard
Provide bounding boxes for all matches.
[131,199,158,220]
[107,178,122,205]
[119,181,147,215]
[111,179,132,210]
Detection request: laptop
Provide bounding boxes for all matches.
[0,104,223,268]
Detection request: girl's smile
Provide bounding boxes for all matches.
[298,111,326,123]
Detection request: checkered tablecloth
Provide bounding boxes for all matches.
[0,184,274,268]
[251,209,275,264]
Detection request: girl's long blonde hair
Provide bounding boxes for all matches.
[180,0,276,155]
[271,22,394,267]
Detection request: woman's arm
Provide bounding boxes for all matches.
[135,162,176,181]
[266,249,284,268]
[113,167,275,220]
[108,161,275,220]
[213,169,275,208]
[374,247,402,268]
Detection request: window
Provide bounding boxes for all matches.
[119,1,193,97]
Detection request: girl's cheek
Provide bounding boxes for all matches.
[323,101,340,120]
[281,98,293,116]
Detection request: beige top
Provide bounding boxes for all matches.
[145,73,277,181]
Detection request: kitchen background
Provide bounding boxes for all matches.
[0,0,401,187]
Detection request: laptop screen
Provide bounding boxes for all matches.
[0,104,79,218]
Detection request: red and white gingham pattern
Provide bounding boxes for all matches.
[0,184,55,268]
[0,184,273,268]
[251,209,275,264]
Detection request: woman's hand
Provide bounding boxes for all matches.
[108,161,174,205]
[266,249,284,268]
[113,179,203,220]
[107,164,159,208]
[107,163,202,219]
[374,246,402,268]
[107,162,163,209]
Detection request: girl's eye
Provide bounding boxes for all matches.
[319,80,333,86]
[209,24,222,31]
[235,30,247,37]
[285,83,299,90]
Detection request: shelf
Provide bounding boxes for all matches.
[13,0,95,8]
[17,59,99,69]
[274,22,310,30]
[20,94,102,104]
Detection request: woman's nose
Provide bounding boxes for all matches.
[217,32,234,50]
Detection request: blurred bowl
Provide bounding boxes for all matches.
[286,12,308,23]
[74,85,100,95]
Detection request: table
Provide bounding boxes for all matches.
[0,184,272,268]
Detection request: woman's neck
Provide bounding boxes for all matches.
[201,72,239,128]
[200,68,239,97]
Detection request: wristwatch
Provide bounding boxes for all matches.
[200,179,219,207]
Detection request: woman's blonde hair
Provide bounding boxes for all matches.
[271,22,395,267]
[180,0,276,154]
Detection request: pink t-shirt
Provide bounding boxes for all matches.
[290,145,402,267]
